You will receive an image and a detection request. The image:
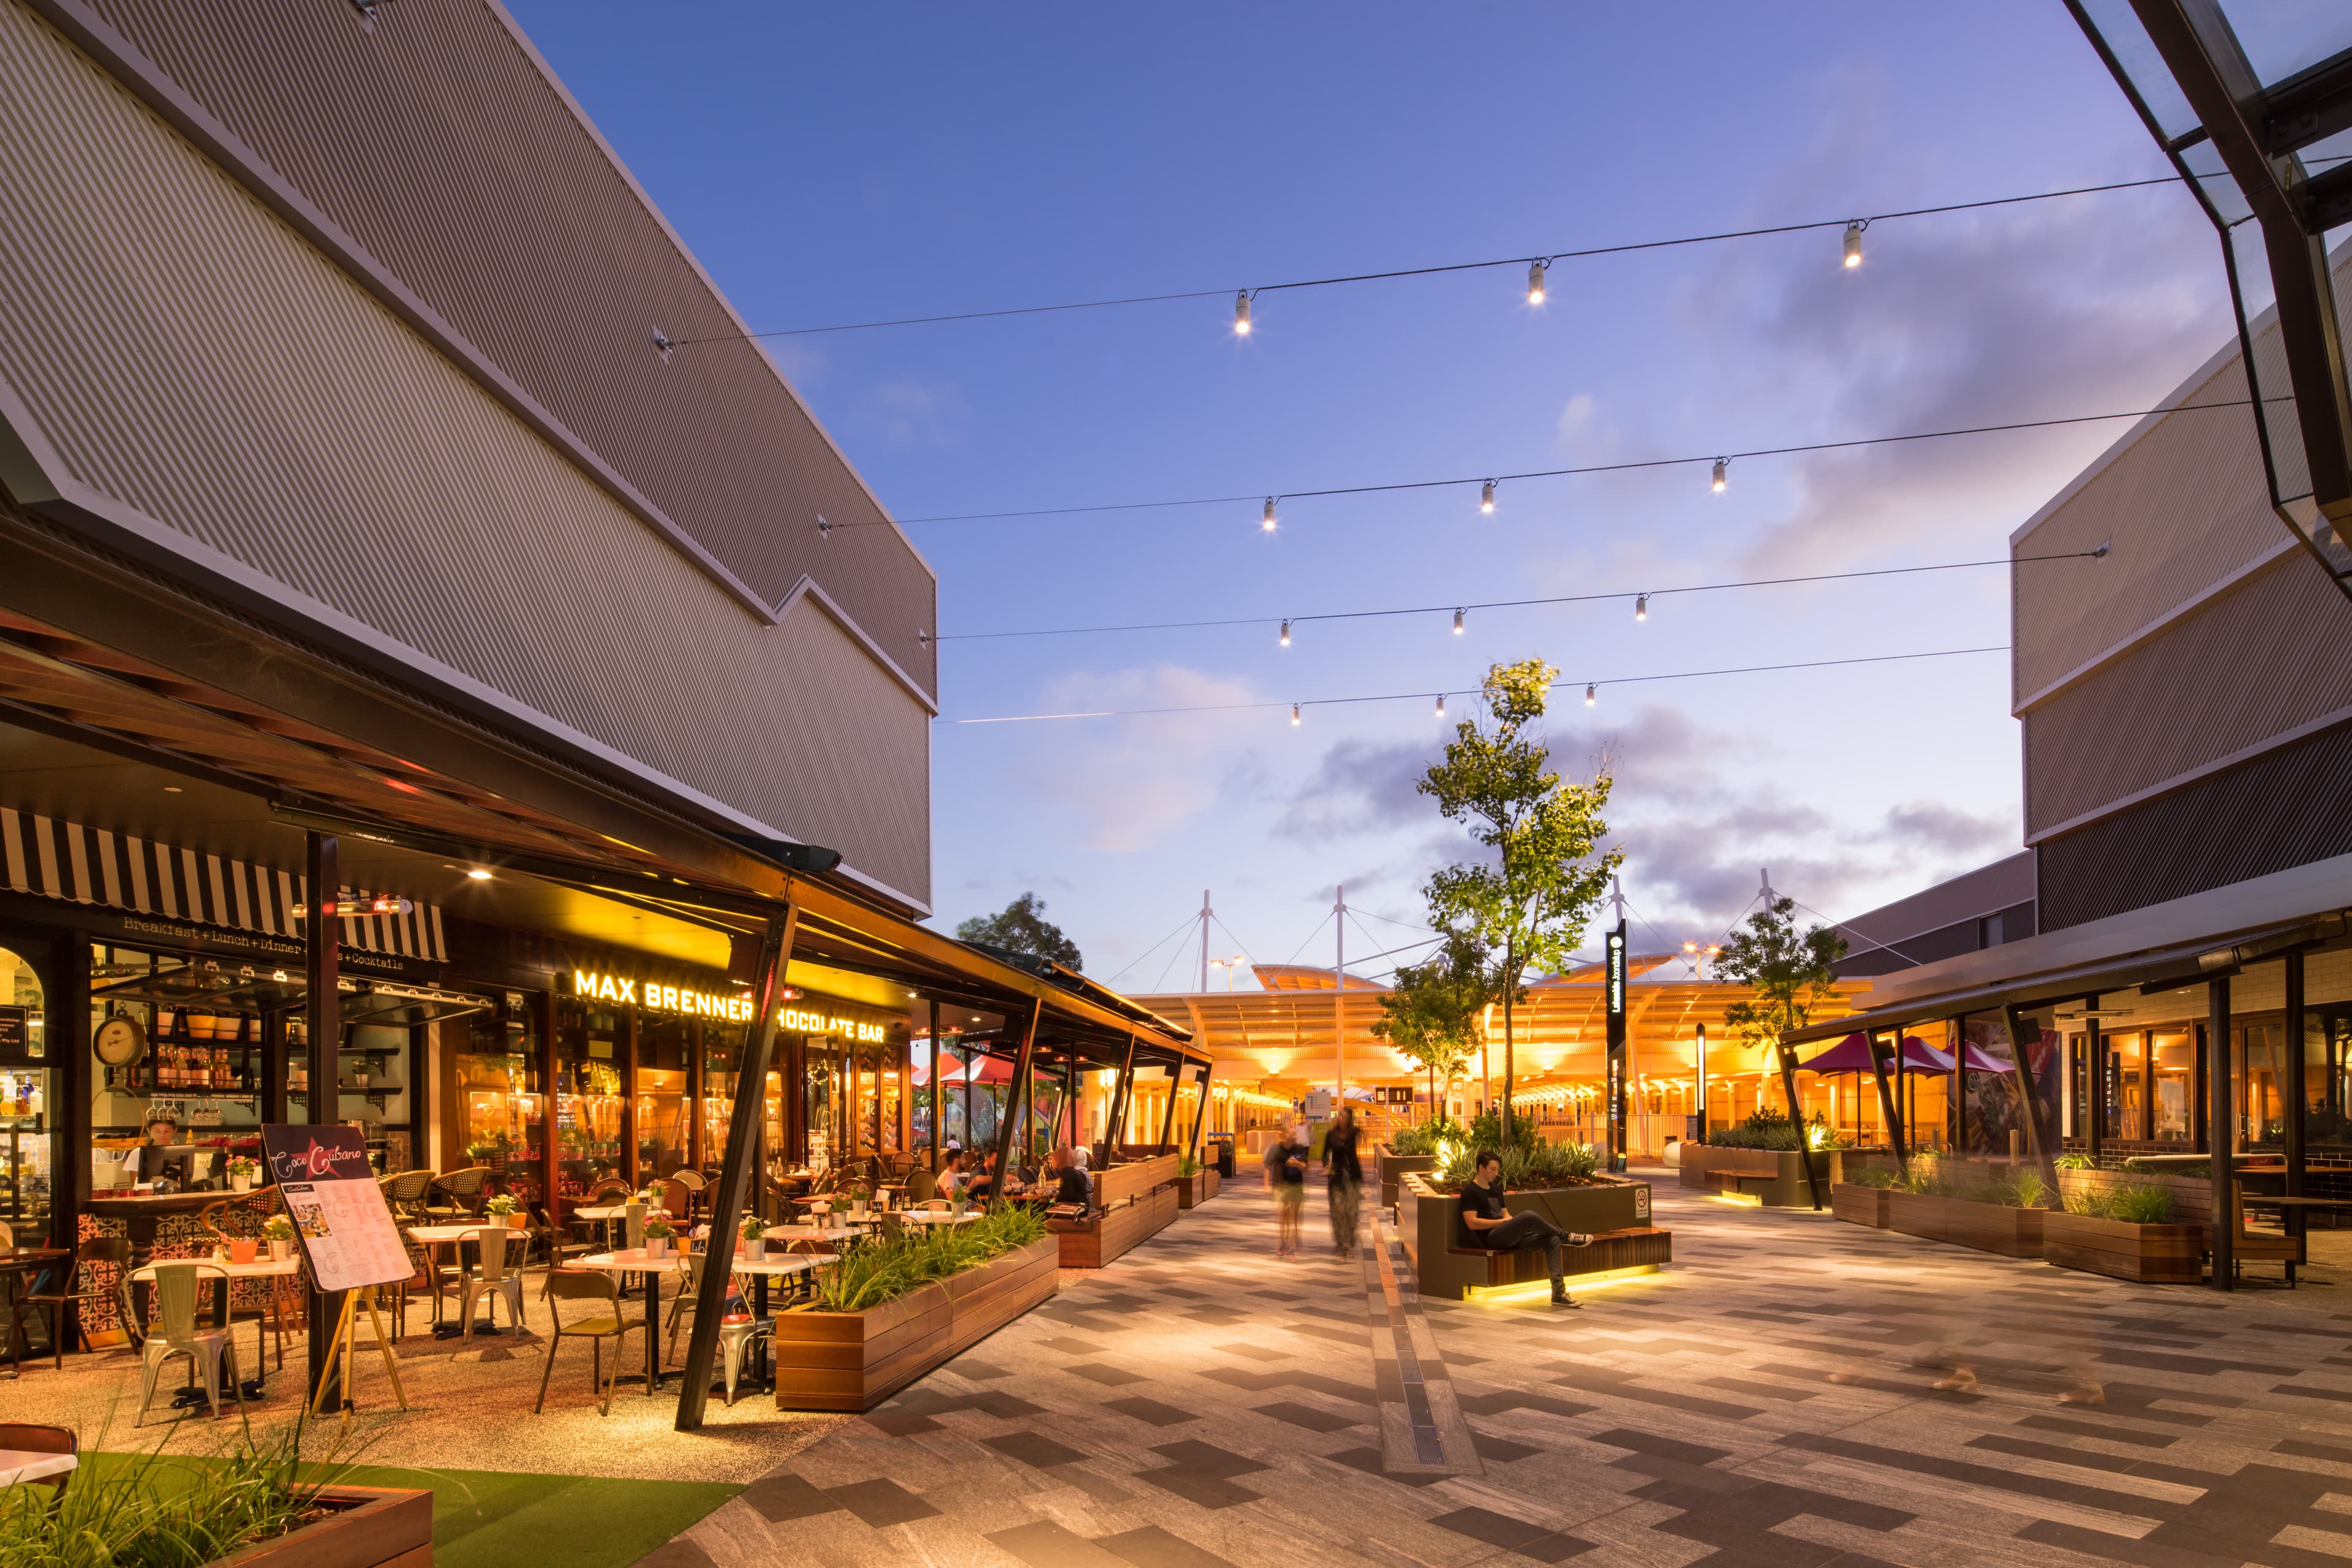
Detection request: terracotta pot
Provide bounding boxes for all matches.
[228,1238,258,1264]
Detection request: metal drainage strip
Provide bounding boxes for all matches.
[1370,1233,1447,1466]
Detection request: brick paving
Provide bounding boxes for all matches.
[638,1171,2352,1567]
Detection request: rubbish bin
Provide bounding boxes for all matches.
[1207,1133,1236,1178]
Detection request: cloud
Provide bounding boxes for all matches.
[862,375,971,448]
[1275,737,1438,841]
[1026,664,1266,852]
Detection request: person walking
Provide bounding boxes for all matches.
[1263,1122,1309,1259]
[1324,1103,1364,1256]
[1458,1149,1594,1306]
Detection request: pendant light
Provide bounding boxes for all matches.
[1234,291,1253,334]
[1526,260,1547,304]
[1711,458,1727,493]
[1280,619,1291,647]
[1585,684,1596,706]
[1480,480,1496,513]
[1452,608,1465,635]
[1290,703,1302,726]
[1843,221,1865,268]
[1262,497,1278,532]
[1634,594,1648,622]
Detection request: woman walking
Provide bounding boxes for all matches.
[1324,1104,1364,1255]
[1264,1121,1309,1259]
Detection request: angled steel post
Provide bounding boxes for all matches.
[677,902,796,1431]
[1775,1039,1824,1210]
[1104,1034,1137,1159]
[989,1000,1044,1210]
[1189,1060,1215,1149]
[2002,1003,2060,1194]
[1868,1030,1907,1172]
[1157,1050,1184,1152]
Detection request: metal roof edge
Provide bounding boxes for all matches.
[772,576,938,715]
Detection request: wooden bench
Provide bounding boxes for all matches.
[1446,1226,1672,1289]
[1704,1169,1774,1200]
[2232,1180,2304,1285]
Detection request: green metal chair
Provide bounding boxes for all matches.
[535,1268,650,1416]
[135,1262,243,1425]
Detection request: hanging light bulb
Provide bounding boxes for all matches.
[1526,259,1547,305]
[1262,497,1278,532]
[1234,290,1253,334]
[1480,480,1496,513]
[1634,594,1648,622]
[1585,684,1596,706]
[1711,458,1727,493]
[1434,694,1446,719]
[1290,703,1302,726]
[1280,619,1291,647]
[1842,221,1864,269]
[1452,607,1465,635]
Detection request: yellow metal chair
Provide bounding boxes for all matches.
[535,1268,651,1416]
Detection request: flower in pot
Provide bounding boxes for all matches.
[643,1215,676,1259]
[486,1193,523,1229]
[225,1154,261,1193]
[740,1213,769,1259]
[262,1214,296,1261]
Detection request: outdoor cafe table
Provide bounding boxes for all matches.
[896,1210,984,1226]
[0,1248,69,1378]
[576,1250,691,1388]
[0,1449,76,1486]
[406,1223,530,1335]
[126,1255,301,1403]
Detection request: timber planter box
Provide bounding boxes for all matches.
[1831,1183,1890,1229]
[1398,1172,1664,1300]
[1882,1191,2047,1257]
[1175,1167,1220,1208]
[1679,1144,1841,1206]
[1054,1185,1178,1267]
[1377,1148,1436,1209]
[2044,1212,2207,1284]
[772,1236,1060,1412]
[217,1487,432,1568]
[2057,1168,2213,1229]
[1096,1153,1180,1210]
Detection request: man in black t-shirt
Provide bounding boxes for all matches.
[1050,1145,1093,1210]
[1458,1150,1594,1306]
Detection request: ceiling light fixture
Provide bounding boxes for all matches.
[466,868,493,881]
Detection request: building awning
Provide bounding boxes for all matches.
[1,807,447,961]
[1784,911,2347,1048]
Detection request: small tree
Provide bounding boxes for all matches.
[956,891,1084,970]
[1715,896,1848,1112]
[1420,658,1620,1145]
[1370,928,1491,1125]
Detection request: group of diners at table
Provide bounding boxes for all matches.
[0,1137,1114,1422]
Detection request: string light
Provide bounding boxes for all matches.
[1280,619,1291,647]
[1434,694,1446,718]
[1261,497,1278,532]
[1634,594,1648,622]
[1452,608,1465,635]
[1711,458,1727,493]
[1585,684,1597,706]
[1291,703,1302,726]
[1844,220,1866,268]
[1234,291,1253,335]
[1480,480,1496,513]
[1526,260,1547,304]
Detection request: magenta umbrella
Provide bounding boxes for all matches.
[1914,1041,2011,1074]
[1798,1033,1947,1074]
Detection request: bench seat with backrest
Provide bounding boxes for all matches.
[2233,1180,2303,1285]
[1446,1226,1673,1289]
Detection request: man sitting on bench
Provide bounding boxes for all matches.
[1458,1149,1594,1307]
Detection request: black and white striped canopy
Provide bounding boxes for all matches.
[0,808,446,961]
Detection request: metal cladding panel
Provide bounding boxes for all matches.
[2011,250,2352,704]
[0,1,929,905]
[2021,554,2352,838]
[67,0,935,696]
[2038,718,2352,932]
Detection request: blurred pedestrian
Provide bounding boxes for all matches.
[1264,1122,1309,1258]
[1325,1103,1363,1255]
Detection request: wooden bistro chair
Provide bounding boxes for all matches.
[2232,1182,2304,1285]
[380,1168,435,1222]
[135,1263,244,1426]
[0,1422,75,1501]
[535,1268,652,1416]
[21,1237,135,1368]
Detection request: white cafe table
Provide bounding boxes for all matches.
[573,1250,691,1385]
[895,1210,984,1226]
[406,1223,527,1333]
[0,1449,76,1487]
[127,1256,304,1396]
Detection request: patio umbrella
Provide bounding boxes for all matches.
[1797,1033,1944,1074]
[932,1054,1017,1087]
[1915,1041,2010,1075]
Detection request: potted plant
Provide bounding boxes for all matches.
[741,1213,769,1261]
[225,1154,261,1193]
[486,1192,524,1229]
[262,1213,296,1262]
[643,1214,676,1259]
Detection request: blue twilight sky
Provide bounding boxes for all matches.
[509,2,2232,987]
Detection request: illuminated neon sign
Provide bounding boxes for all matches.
[567,971,889,1039]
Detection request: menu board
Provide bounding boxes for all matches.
[259,1125,411,1293]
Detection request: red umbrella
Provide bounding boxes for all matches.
[1799,1033,1946,1074]
[933,1054,1016,1087]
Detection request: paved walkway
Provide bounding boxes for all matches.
[641,1172,2352,1568]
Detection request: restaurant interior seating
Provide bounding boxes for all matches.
[135,1262,244,1425]
[536,1267,652,1417]
[424,1167,491,1220]
[20,1237,134,1369]
[379,1169,435,1221]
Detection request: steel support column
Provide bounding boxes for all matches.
[1774,1040,1823,1211]
[2003,1004,2060,1192]
[1156,1054,1183,1152]
[303,831,344,1412]
[2210,975,2235,1291]
[676,903,796,1431]
[1868,1031,1907,1171]
[929,1001,942,1168]
[989,1001,1043,1209]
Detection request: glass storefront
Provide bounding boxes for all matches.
[450,992,544,1206]
[554,995,627,1204]
[0,943,50,1237]
[637,1014,692,1179]
[2151,1030,2195,1143]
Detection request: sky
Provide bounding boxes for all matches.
[510,2,2235,990]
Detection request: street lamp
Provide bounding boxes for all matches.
[1207,955,1247,992]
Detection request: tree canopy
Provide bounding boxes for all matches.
[1714,896,1848,1060]
[955,891,1084,971]
[1370,926,1491,1093]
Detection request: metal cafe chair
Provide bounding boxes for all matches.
[0,1422,75,1501]
[135,1262,244,1425]
[21,1237,135,1368]
[446,1226,529,1340]
[535,1268,652,1417]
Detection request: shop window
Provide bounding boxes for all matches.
[2240,1022,2291,1151]
[2150,1031,2195,1143]
[1,944,49,1237]
[2108,1033,2146,1142]
[451,994,542,1205]
[554,997,626,1200]
[637,1016,691,1179]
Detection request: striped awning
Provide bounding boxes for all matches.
[0,809,446,962]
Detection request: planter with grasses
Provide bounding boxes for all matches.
[1842,1161,2052,1257]
[1831,1182,1891,1228]
[2045,1177,2206,1283]
[771,1206,1058,1411]
[1395,1138,1666,1298]
[1174,1152,1219,1209]
[0,1423,432,1568]
[1679,1113,1845,1205]
[1376,1122,1452,1208]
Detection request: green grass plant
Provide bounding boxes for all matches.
[1433,1136,1601,1191]
[2062,1179,2176,1223]
[1703,1110,1849,1152]
[805,1202,1047,1313]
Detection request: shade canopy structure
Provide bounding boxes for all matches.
[1798,1033,1945,1074]
[1915,1042,2013,1076]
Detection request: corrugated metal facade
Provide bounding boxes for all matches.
[0,1,930,902]
[59,0,936,696]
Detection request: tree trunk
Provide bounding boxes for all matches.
[1501,935,1516,1148]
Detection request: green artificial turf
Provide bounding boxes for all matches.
[79,1452,740,1568]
